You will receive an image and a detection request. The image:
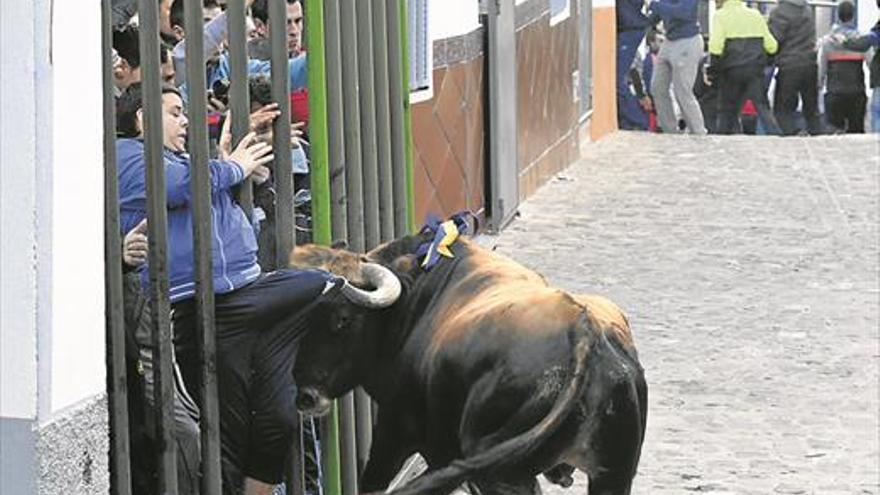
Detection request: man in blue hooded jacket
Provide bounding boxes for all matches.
[116,83,338,494]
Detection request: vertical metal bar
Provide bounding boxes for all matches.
[338,393,359,495]
[386,0,410,237]
[319,405,341,495]
[270,0,294,266]
[354,2,379,473]
[304,3,342,495]
[325,3,356,493]
[182,0,222,493]
[356,0,381,249]
[354,389,373,475]
[399,0,417,233]
[136,0,178,492]
[341,0,365,253]
[227,0,253,216]
[372,0,395,242]
[102,0,132,492]
[307,0,333,247]
[402,0,416,232]
[324,0,348,243]
[285,418,305,495]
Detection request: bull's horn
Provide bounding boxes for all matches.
[340,263,402,309]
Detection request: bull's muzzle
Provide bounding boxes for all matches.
[296,387,333,417]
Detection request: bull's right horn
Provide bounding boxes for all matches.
[339,263,402,309]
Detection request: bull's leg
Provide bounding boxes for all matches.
[359,409,419,492]
[470,476,542,495]
[587,475,632,495]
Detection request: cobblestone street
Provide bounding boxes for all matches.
[486,133,880,494]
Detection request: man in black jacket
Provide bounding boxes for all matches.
[769,0,823,135]
[818,1,869,133]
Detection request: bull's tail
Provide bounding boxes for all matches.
[388,312,598,495]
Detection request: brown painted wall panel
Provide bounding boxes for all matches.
[410,52,486,226]
[515,7,581,199]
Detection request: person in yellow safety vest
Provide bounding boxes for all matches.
[707,0,783,135]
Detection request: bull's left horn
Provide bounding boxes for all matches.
[340,263,402,309]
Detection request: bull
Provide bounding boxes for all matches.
[290,222,647,495]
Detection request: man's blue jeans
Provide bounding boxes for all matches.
[617,29,649,130]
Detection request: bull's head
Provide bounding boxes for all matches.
[289,240,421,416]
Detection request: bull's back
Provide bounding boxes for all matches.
[425,241,582,357]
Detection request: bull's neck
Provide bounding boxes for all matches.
[361,246,471,401]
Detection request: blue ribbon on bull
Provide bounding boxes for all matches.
[415,212,478,270]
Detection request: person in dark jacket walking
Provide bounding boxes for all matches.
[707,0,782,135]
[617,0,651,130]
[768,0,823,135]
[818,2,868,133]
[842,0,880,132]
[647,0,708,134]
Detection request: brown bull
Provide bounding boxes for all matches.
[289,229,647,495]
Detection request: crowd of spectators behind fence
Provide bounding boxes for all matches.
[111,1,323,494]
[617,0,880,135]
[105,0,879,493]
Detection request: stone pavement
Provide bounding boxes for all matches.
[484,132,880,494]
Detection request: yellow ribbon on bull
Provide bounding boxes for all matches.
[421,220,460,268]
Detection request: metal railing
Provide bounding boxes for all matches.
[102,0,415,493]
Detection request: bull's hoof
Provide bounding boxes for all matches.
[543,464,575,488]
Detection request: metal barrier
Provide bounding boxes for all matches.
[102,0,414,493]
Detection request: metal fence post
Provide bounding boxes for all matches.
[386,0,411,237]
[324,0,348,244]
[270,0,296,266]
[102,0,132,492]
[356,0,381,250]
[136,0,178,491]
[399,0,417,233]
[227,0,253,217]
[372,0,396,242]
[304,3,342,495]
[322,1,358,494]
[307,0,332,247]
[340,0,365,253]
[182,0,222,492]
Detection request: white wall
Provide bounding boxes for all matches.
[858,0,878,33]
[46,0,106,416]
[1,0,39,421]
[430,0,481,41]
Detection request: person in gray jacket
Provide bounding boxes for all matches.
[769,0,823,135]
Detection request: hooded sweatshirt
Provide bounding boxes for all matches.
[617,0,650,33]
[768,0,818,68]
[117,138,261,302]
[648,0,701,41]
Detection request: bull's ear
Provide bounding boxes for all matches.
[331,239,348,250]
